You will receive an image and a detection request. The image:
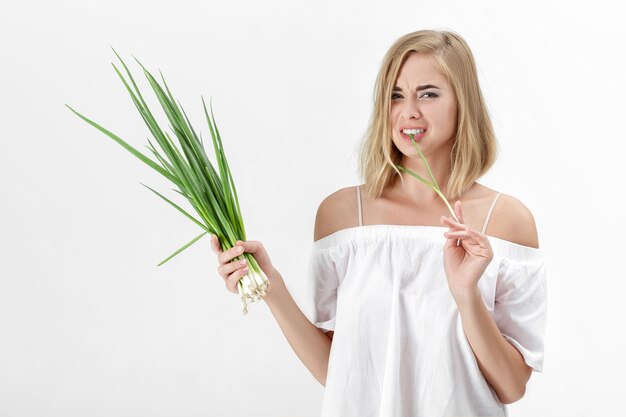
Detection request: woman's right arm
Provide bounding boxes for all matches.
[210,235,333,386]
[262,273,333,386]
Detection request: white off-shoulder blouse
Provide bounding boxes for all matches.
[306,217,547,417]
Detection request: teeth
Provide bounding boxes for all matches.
[402,128,424,135]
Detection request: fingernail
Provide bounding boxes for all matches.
[237,246,243,253]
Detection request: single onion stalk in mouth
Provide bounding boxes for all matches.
[395,133,460,223]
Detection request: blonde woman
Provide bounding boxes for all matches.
[211,29,547,416]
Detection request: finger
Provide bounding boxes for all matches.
[218,257,247,279]
[440,215,467,231]
[218,244,246,265]
[225,265,249,294]
[234,239,263,254]
[445,229,489,247]
[464,227,487,241]
[457,227,483,238]
[444,231,467,248]
[210,234,223,254]
[444,230,472,240]
[455,200,464,223]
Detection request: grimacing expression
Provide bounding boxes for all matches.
[390,53,458,158]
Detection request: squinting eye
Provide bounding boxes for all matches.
[420,92,438,98]
[391,93,402,100]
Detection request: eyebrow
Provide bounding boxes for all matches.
[393,84,440,92]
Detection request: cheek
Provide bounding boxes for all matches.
[447,98,458,121]
[390,107,400,122]
[435,101,457,130]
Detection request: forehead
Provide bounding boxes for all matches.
[395,53,446,87]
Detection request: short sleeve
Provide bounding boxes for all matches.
[493,255,548,372]
[305,247,342,333]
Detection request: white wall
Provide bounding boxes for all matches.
[1,0,624,416]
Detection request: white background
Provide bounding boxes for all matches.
[1,0,624,416]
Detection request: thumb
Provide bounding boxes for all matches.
[235,239,274,273]
[236,239,261,254]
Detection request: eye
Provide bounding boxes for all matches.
[420,92,438,98]
[391,93,403,100]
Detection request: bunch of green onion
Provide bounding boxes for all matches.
[396,134,460,223]
[66,50,268,315]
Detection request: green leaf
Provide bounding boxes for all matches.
[66,104,178,184]
[157,231,208,266]
[396,164,433,188]
[139,182,211,232]
[410,135,440,190]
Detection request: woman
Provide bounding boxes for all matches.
[211,29,547,416]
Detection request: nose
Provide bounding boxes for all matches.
[401,97,421,119]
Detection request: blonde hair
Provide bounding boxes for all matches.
[358,29,498,200]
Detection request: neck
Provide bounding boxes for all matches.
[394,151,456,206]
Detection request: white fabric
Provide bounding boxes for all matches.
[306,224,547,417]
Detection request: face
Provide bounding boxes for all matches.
[390,53,458,159]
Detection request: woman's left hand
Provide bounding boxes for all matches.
[439,200,494,299]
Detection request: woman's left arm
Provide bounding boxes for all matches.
[453,287,532,404]
[439,199,537,404]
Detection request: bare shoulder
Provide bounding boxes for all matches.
[314,186,360,242]
[486,192,539,249]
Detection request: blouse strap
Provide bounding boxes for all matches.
[481,192,502,234]
[356,185,363,227]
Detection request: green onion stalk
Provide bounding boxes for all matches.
[66,50,268,315]
[395,134,460,223]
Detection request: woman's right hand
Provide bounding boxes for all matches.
[210,234,283,297]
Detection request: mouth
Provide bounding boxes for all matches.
[400,128,427,142]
